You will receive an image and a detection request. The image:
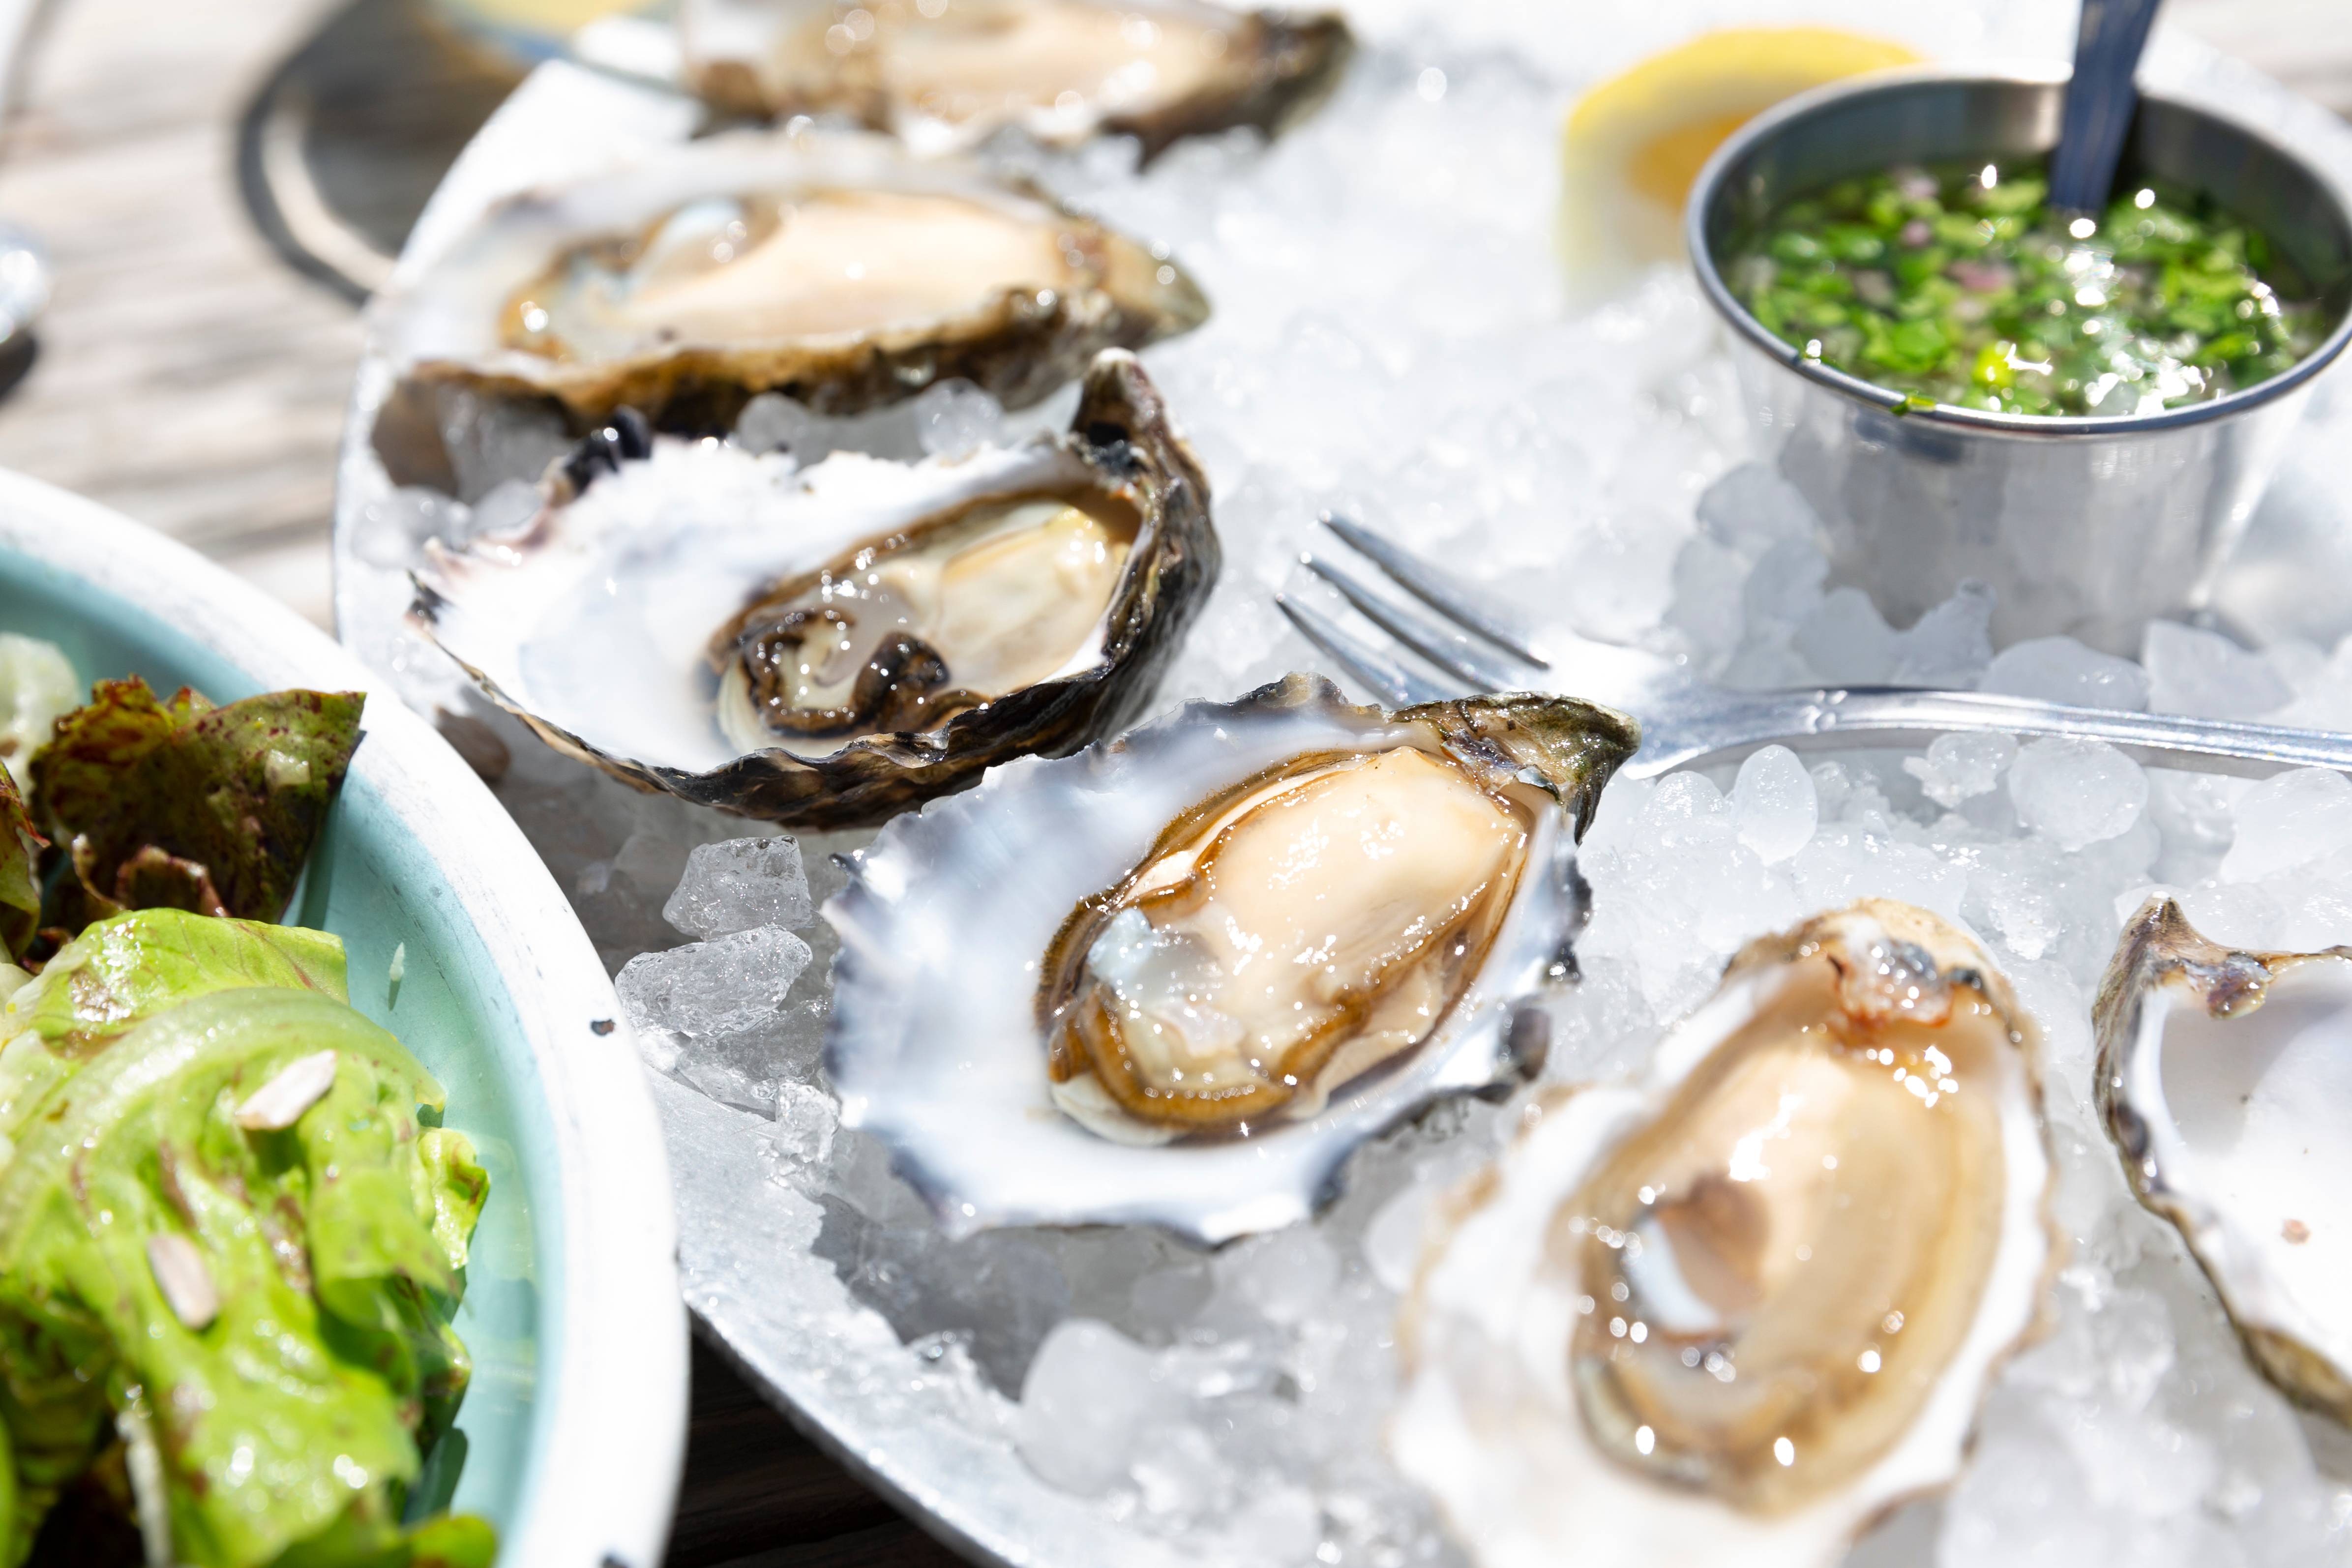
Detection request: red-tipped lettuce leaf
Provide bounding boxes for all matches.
[29,678,363,930]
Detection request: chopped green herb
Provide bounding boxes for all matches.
[1726,159,2329,416]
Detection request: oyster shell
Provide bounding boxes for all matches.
[681,0,1354,161]
[369,128,1206,482]
[823,673,1638,1243]
[411,350,1216,827]
[2093,897,2352,1421]
[1394,902,2057,1568]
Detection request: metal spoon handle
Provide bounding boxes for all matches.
[2050,0,2166,215]
[1632,686,2352,781]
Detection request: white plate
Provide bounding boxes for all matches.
[326,14,2352,1568]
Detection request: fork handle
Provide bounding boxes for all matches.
[1633,686,2352,780]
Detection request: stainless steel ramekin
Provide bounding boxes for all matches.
[1688,64,2352,654]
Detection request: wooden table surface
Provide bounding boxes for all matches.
[0,2,2339,1564]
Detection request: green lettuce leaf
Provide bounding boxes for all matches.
[0,910,350,1181]
[28,679,363,933]
[0,987,485,1567]
[5,908,347,1058]
[0,774,42,962]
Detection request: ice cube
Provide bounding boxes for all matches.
[2007,738,2148,852]
[732,391,817,456]
[1214,1227,1338,1327]
[1015,1318,1173,1494]
[1694,461,1819,552]
[1732,744,1817,864]
[733,390,927,464]
[2220,769,2352,884]
[440,386,572,503]
[1793,584,1993,687]
[662,836,815,938]
[766,1081,838,1168]
[615,925,812,1039]
[1792,588,1898,683]
[1740,538,1830,640]
[1130,1420,1231,1520]
[2144,622,2291,719]
[1886,583,1995,687]
[911,378,1005,457]
[1904,732,2018,810]
[675,1054,786,1119]
[1981,637,2149,711]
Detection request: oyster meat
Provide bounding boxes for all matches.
[824,674,1638,1242]
[1394,902,2056,1568]
[713,486,1140,759]
[681,0,1354,161]
[370,128,1206,481]
[412,350,1215,827]
[2094,897,2352,1421]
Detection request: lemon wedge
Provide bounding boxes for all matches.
[1558,27,1920,301]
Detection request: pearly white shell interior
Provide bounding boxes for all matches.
[823,689,1579,1245]
[417,437,1096,773]
[2126,959,2352,1385]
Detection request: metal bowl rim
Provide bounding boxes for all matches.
[1685,59,2352,439]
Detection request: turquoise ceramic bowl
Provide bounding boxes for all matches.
[0,473,685,1563]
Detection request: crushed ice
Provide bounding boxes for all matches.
[354,13,2352,1567]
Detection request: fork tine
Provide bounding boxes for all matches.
[1299,552,1521,694]
[1275,593,1458,707]
[1321,513,1551,669]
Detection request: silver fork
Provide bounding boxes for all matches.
[1276,514,2352,781]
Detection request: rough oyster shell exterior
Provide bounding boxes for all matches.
[681,0,1354,163]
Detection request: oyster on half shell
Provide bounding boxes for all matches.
[2094,897,2352,1422]
[681,0,1354,162]
[411,350,1216,827]
[1394,902,2057,1568]
[369,128,1206,485]
[824,674,1638,1243]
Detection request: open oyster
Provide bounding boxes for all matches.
[411,351,1216,827]
[2094,898,2352,1422]
[370,128,1206,482]
[1394,902,2057,1568]
[824,673,1638,1243]
[681,0,1354,161]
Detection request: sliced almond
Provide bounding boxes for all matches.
[233,1049,339,1131]
[146,1233,219,1331]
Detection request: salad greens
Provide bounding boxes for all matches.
[0,972,488,1566]
[1725,159,2328,416]
[0,784,38,964]
[30,679,362,937]
[0,651,494,1568]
